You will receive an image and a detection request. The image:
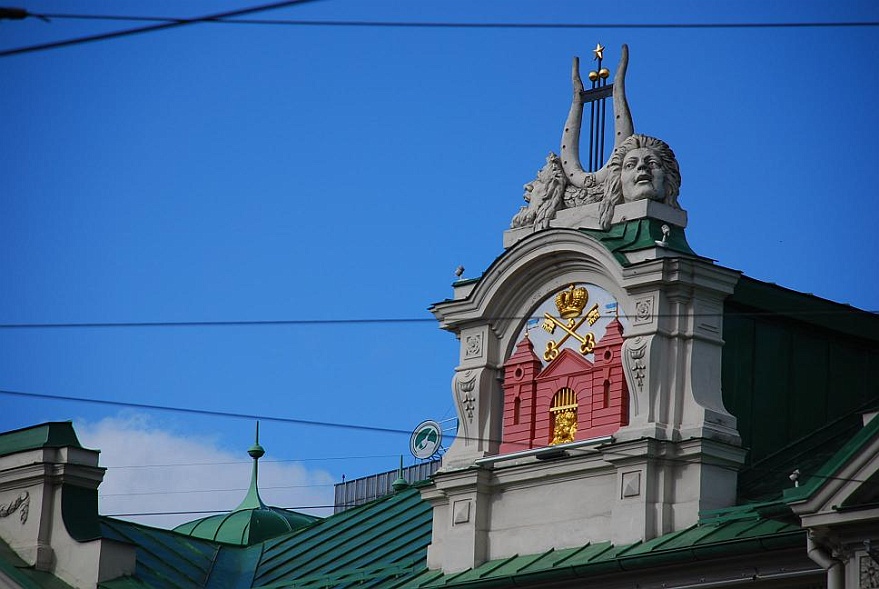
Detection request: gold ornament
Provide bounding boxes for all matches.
[550,388,578,445]
[555,284,588,319]
[541,285,598,361]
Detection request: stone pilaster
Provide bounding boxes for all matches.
[605,438,747,545]
[422,468,492,573]
[618,257,741,445]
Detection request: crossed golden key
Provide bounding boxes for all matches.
[541,303,600,361]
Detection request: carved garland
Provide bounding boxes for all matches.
[0,491,29,525]
[626,337,647,392]
[456,370,477,423]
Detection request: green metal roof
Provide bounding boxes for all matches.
[97,485,432,589]
[99,517,221,589]
[173,425,320,547]
[448,411,871,589]
[721,276,879,477]
[0,537,76,589]
[250,484,432,588]
[18,373,878,589]
[0,421,84,457]
[784,410,879,504]
[414,505,804,588]
[2,478,812,589]
[173,506,319,547]
[737,406,872,502]
[580,218,700,266]
[42,437,873,589]
[728,275,879,341]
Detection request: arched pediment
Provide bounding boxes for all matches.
[432,229,629,357]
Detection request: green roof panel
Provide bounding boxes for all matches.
[0,536,77,589]
[99,518,221,589]
[251,485,432,588]
[0,421,84,457]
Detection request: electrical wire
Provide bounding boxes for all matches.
[0,0,324,58]
[0,388,413,436]
[99,482,334,497]
[2,8,878,58]
[105,454,398,469]
[104,505,336,517]
[17,11,879,29]
[0,318,435,329]
[2,386,869,491]
[0,306,874,330]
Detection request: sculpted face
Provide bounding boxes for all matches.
[620,147,666,202]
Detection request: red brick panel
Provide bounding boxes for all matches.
[499,320,630,454]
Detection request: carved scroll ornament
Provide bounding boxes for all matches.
[0,491,29,525]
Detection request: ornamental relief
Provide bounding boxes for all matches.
[0,491,29,525]
[862,554,879,589]
[633,296,654,325]
[455,370,478,424]
[463,333,483,359]
[624,336,648,392]
[515,282,624,369]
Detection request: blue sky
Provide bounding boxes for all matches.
[1,0,877,526]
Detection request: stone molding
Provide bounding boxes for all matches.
[504,200,687,249]
[422,436,747,571]
[0,444,136,588]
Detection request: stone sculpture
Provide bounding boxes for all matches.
[511,45,682,232]
[599,134,681,228]
[509,153,567,231]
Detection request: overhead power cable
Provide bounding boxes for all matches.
[0,317,435,329]
[10,10,879,29]
[99,482,334,498]
[1,387,873,491]
[2,9,878,58]
[105,505,336,517]
[0,0,323,57]
[106,454,398,469]
[0,307,874,330]
[0,388,412,436]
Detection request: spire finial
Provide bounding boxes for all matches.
[237,421,267,510]
[248,421,265,460]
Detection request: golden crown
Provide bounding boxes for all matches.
[554,284,588,319]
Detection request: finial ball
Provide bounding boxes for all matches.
[248,443,265,460]
[588,71,599,82]
[598,68,610,79]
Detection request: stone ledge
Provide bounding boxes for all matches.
[504,200,688,249]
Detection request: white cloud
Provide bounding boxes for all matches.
[76,414,336,530]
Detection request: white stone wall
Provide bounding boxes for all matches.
[0,444,135,588]
[426,229,746,572]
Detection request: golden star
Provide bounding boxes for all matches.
[592,43,605,61]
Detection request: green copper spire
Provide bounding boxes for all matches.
[236,421,267,511]
[173,421,321,545]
